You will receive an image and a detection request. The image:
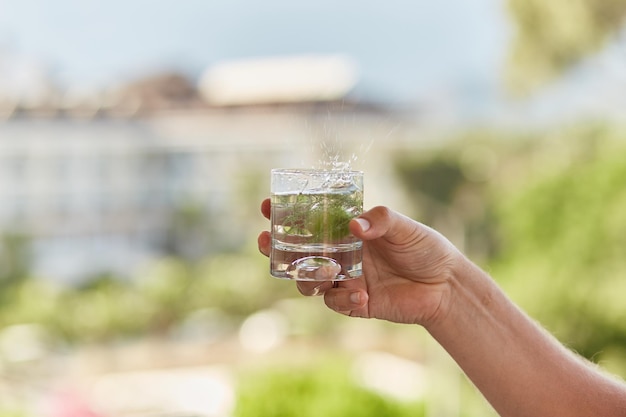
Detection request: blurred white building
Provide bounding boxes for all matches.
[0,109,403,284]
[0,52,422,283]
[0,115,275,282]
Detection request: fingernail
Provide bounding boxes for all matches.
[355,218,370,232]
[350,291,361,305]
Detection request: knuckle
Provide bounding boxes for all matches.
[370,205,392,222]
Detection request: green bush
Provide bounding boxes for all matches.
[492,131,626,360]
[234,360,425,417]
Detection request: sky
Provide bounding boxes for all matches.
[0,0,511,104]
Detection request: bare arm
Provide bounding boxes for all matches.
[259,201,626,416]
[427,258,626,417]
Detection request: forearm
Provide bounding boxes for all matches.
[426,258,626,417]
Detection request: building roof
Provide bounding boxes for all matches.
[198,54,359,106]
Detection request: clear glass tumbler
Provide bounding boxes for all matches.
[270,168,364,281]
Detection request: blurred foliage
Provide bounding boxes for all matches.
[0,233,32,306]
[492,126,626,361]
[0,248,296,345]
[0,411,25,417]
[393,122,626,371]
[393,132,503,261]
[234,359,424,417]
[0,121,625,378]
[395,156,466,207]
[506,0,626,94]
[163,200,219,261]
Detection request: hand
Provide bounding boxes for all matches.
[258,199,464,327]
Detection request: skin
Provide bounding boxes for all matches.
[260,198,458,324]
[258,199,626,417]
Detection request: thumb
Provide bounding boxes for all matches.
[350,206,417,242]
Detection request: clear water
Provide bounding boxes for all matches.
[270,187,363,281]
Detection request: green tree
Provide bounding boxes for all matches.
[492,128,626,363]
[506,0,626,94]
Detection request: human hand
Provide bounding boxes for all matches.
[258,198,464,327]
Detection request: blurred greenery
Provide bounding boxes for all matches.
[492,125,626,360]
[0,121,625,385]
[0,125,622,417]
[0,247,297,344]
[2,3,625,415]
[0,411,25,417]
[506,0,626,94]
[393,122,626,373]
[234,359,425,417]
[0,233,32,307]
[393,131,503,262]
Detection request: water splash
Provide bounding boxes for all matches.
[318,139,362,172]
[302,102,383,173]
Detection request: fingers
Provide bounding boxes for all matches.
[303,278,369,316]
[261,198,271,220]
[257,231,270,256]
[324,288,368,313]
[258,199,271,256]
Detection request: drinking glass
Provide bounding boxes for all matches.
[270,168,364,281]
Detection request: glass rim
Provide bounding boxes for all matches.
[271,168,363,175]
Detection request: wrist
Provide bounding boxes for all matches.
[423,254,494,334]
[413,250,474,330]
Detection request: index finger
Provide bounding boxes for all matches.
[261,198,271,220]
[296,280,335,296]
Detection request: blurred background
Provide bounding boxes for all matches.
[1,0,626,416]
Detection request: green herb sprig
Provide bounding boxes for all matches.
[282,191,362,241]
